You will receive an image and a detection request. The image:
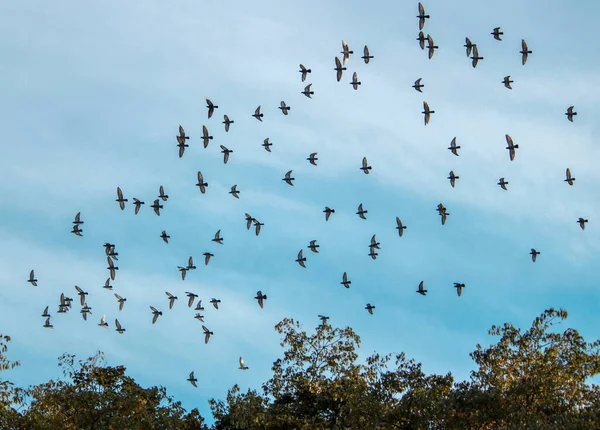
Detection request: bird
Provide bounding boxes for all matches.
[448,171,459,188]
[448,137,460,156]
[80,304,92,321]
[194,313,204,322]
[255,291,267,309]
[503,76,514,90]
[417,2,430,30]
[577,218,588,230]
[565,168,576,186]
[177,125,189,141]
[530,248,540,262]
[307,152,318,166]
[464,37,474,57]
[296,250,307,268]
[417,281,427,296]
[308,240,320,253]
[116,187,128,210]
[201,125,213,148]
[196,171,208,193]
[350,72,361,90]
[253,219,264,236]
[360,157,372,174]
[114,293,126,311]
[505,134,518,161]
[229,185,240,199]
[362,45,374,63]
[283,170,295,186]
[491,27,503,40]
[195,300,205,311]
[43,317,53,329]
[426,34,438,59]
[471,45,483,68]
[356,203,368,220]
[323,207,335,221]
[299,64,311,82]
[166,292,178,309]
[368,248,378,260]
[341,40,353,65]
[203,252,214,266]
[212,230,224,244]
[279,101,291,115]
[301,83,314,98]
[318,315,330,325]
[98,314,109,329]
[160,230,170,244]
[396,217,407,237]
[422,101,434,125]
[454,283,466,297]
[222,115,234,132]
[437,203,449,225]
[334,57,346,82]
[413,78,424,92]
[73,212,84,226]
[202,326,213,344]
[370,234,381,250]
[239,357,249,370]
[365,303,375,315]
[71,225,83,236]
[187,372,198,387]
[253,106,263,122]
[210,298,221,310]
[565,106,577,122]
[132,198,145,215]
[176,136,188,158]
[262,138,273,152]
[341,272,351,289]
[150,306,162,324]
[220,145,233,164]
[41,306,50,318]
[151,199,163,216]
[520,39,532,65]
[115,319,125,334]
[498,177,509,190]
[417,31,426,50]
[186,256,196,271]
[186,292,198,308]
[107,256,119,280]
[158,185,168,201]
[206,98,218,119]
[178,266,188,280]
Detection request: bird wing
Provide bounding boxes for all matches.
[418,2,425,15]
[115,319,121,330]
[505,134,513,147]
[239,357,245,367]
[198,171,204,183]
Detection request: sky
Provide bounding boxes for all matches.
[1,0,600,423]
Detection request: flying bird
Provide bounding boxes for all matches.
[350,72,361,90]
[299,64,311,82]
[195,300,205,311]
[222,114,234,132]
[43,317,53,329]
[341,40,353,65]
[239,357,249,370]
[114,293,126,311]
[520,39,532,65]
[116,187,128,210]
[151,199,163,216]
[149,306,162,324]
[178,266,188,280]
[279,101,291,115]
[73,212,84,226]
[212,229,224,244]
[422,101,434,125]
[176,136,188,158]
[41,306,50,318]
[98,314,109,329]
[565,168,576,186]
[471,45,483,68]
[132,198,145,215]
[417,2,430,30]
[166,292,178,309]
[107,257,119,280]
[115,319,125,334]
[491,27,503,40]
[202,326,213,344]
[565,106,577,122]
[498,177,509,190]
[262,138,272,152]
[253,106,263,122]
[454,283,466,297]
[255,291,267,309]
[318,315,330,325]
[341,272,351,289]
[365,303,375,315]
[160,230,170,244]
[158,185,168,201]
[505,134,518,161]
[368,248,378,260]
[577,218,588,230]
[308,240,320,253]
[448,171,459,188]
[426,34,438,59]
[448,137,460,156]
[187,256,196,271]
[296,249,307,268]
[417,31,426,50]
[210,298,221,310]
[396,217,407,237]
[334,57,346,82]
[413,78,424,92]
[464,37,473,57]
[307,152,318,166]
[188,371,198,387]
[220,145,233,164]
[253,219,264,236]
[356,203,368,220]
[301,83,314,98]
[323,207,335,221]
[178,125,189,141]
[530,248,540,262]
[417,281,427,296]
[362,45,374,63]
[201,125,213,148]
[196,171,208,193]
[503,76,514,90]
[71,225,83,237]
[206,98,218,119]
[229,185,240,199]
[360,157,371,174]
[370,234,381,250]
[203,252,214,266]
[283,170,295,186]
[186,292,198,308]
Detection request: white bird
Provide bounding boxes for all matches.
[239,357,249,370]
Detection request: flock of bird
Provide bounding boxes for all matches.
[26,3,586,387]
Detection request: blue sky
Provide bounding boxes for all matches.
[1,0,600,422]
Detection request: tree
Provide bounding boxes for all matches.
[0,334,25,429]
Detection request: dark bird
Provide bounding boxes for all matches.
[158,185,168,201]
[503,75,514,90]
[565,106,577,122]
[362,45,374,63]
[206,98,218,119]
[116,187,128,210]
[210,298,221,310]
[323,207,335,221]
[454,283,466,297]
[178,266,188,280]
[151,199,163,216]
[253,106,263,122]
[396,217,407,237]
[196,171,208,194]
[43,317,53,329]
[114,293,126,311]
[308,240,320,253]
[448,137,460,156]
[178,125,190,141]
[255,291,267,309]
[368,248,378,260]
[75,285,88,305]
[160,230,170,244]
[413,78,424,92]
[229,185,240,199]
[520,39,532,65]
[186,292,198,308]
[505,134,518,161]
[318,315,330,325]
[307,152,318,166]
[357,203,368,220]
[279,101,291,115]
[448,171,459,188]
[194,313,204,322]
[201,125,213,148]
[187,256,196,271]
[203,252,214,266]
[212,229,224,244]
[177,136,188,158]
[437,203,449,225]
[360,157,372,174]
[115,319,125,334]
[302,83,314,98]
[262,138,272,152]
[417,2,430,30]
[104,242,117,258]
[299,64,311,82]
[498,177,509,190]
[341,272,351,289]
[283,170,295,186]
[577,218,588,230]
[107,257,118,280]
[253,219,264,236]
[102,278,112,290]
[166,292,178,309]
[188,371,198,387]
[417,280,427,296]
[422,101,434,125]
[71,225,83,237]
[296,249,307,268]
[426,34,438,59]
[417,31,426,50]
[195,300,205,311]
[565,168,576,186]
[334,57,346,82]
[222,114,234,132]
[365,303,375,315]
[220,145,233,164]
[530,248,540,262]
[202,325,213,344]
[132,198,145,215]
[73,212,84,226]
[341,40,353,65]
[471,45,483,68]
[350,72,361,90]
[464,37,473,57]
[491,27,503,40]
[41,306,50,318]
[370,234,381,250]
